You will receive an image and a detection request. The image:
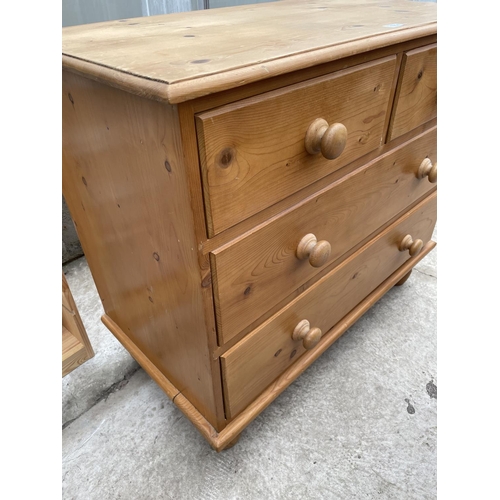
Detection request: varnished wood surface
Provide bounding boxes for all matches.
[388,44,437,140]
[196,56,397,235]
[102,315,182,400]
[221,192,437,418]
[62,326,81,355]
[304,119,348,160]
[399,234,424,256]
[62,327,89,377]
[62,0,436,104]
[394,269,412,286]
[211,190,433,359]
[200,117,436,258]
[216,241,435,449]
[417,158,437,183]
[187,35,436,116]
[222,434,241,449]
[296,234,331,268]
[176,103,226,424]
[62,273,94,377]
[61,0,435,82]
[61,0,438,449]
[211,127,436,345]
[62,73,225,430]
[103,240,435,450]
[292,320,323,350]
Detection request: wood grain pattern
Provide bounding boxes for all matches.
[103,240,436,451]
[62,327,90,377]
[62,0,436,104]
[188,35,437,116]
[201,117,436,258]
[211,126,436,345]
[221,192,437,418]
[211,191,432,358]
[62,326,81,355]
[196,56,397,235]
[187,34,437,118]
[388,44,437,140]
[62,72,224,429]
[215,239,436,448]
[61,2,438,447]
[176,103,227,430]
[102,315,182,401]
[62,273,94,377]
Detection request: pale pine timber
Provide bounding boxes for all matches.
[62,0,437,104]
[211,127,437,345]
[62,0,438,449]
[221,192,437,417]
[103,239,436,451]
[62,72,225,429]
[388,44,437,140]
[196,56,397,235]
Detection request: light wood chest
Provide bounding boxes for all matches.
[62,0,437,451]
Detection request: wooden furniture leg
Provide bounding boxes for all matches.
[394,270,413,287]
[223,434,241,450]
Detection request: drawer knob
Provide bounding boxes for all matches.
[399,234,424,257]
[292,320,322,350]
[305,118,348,160]
[417,158,437,183]
[297,233,331,268]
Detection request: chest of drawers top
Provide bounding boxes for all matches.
[62,0,436,104]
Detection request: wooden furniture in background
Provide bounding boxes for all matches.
[62,273,94,377]
[62,0,437,450]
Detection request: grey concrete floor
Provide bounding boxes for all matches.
[62,228,437,499]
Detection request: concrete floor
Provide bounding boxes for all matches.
[62,228,437,499]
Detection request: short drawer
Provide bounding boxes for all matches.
[388,44,437,141]
[211,126,437,345]
[221,192,437,418]
[196,56,397,236]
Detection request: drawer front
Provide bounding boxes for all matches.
[388,44,437,141]
[221,192,437,418]
[212,126,437,345]
[197,56,397,236]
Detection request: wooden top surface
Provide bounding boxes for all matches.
[62,0,437,103]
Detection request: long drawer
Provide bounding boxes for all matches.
[221,192,437,418]
[196,56,397,236]
[211,126,437,345]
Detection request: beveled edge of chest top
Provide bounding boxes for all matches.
[62,0,436,104]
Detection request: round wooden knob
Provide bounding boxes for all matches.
[399,234,424,257]
[292,320,322,350]
[296,233,331,268]
[305,118,348,160]
[417,158,437,183]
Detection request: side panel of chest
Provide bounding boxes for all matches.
[62,71,225,430]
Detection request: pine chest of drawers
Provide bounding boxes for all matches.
[62,0,437,451]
